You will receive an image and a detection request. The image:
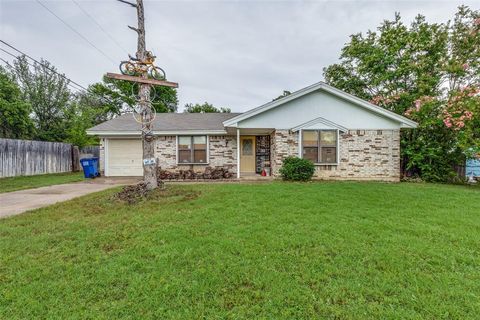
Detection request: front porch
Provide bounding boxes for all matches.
[230,128,275,179]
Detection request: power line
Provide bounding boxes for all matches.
[0,40,130,107]
[0,47,19,60]
[0,40,87,91]
[0,57,11,66]
[0,47,84,92]
[0,45,121,105]
[71,0,129,55]
[35,0,116,64]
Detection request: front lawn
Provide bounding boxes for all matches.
[0,182,479,319]
[0,172,84,193]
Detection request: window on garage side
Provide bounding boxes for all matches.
[302,130,338,164]
[178,136,208,163]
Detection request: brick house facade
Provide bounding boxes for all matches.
[89,82,416,181]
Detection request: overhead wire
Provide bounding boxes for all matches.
[0,41,121,103]
[35,0,117,64]
[71,0,129,55]
[0,48,85,93]
[0,42,87,92]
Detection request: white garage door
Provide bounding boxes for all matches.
[107,139,143,176]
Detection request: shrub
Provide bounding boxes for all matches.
[279,156,315,181]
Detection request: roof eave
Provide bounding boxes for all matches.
[87,129,228,136]
[223,81,418,129]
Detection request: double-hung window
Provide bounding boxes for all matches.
[178,136,207,164]
[302,130,337,164]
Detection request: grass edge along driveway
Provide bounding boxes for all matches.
[0,172,84,193]
[0,181,479,319]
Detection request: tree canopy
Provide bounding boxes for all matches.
[91,76,178,114]
[0,66,33,139]
[2,55,179,147]
[324,5,479,181]
[184,102,230,113]
[9,56,72,142]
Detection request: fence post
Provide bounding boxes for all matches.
[72,146,80,172]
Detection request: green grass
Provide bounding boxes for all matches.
[0,182,479,319]
[0,172,84,193]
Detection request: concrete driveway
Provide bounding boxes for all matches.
[0,177,139,219]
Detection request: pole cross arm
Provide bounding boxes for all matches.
[105,73,179,88]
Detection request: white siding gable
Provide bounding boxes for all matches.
[237,89,403,130]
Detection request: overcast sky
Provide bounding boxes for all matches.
[1,0,477,112]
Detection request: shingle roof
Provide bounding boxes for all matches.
[88,112,242,132]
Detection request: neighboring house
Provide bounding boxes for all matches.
[87,82,417,181]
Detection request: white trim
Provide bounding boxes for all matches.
[104,138,109,177]
[207,135,210,163]
[337,129,340,166]
[298,129,302,157]
[87,131,140,136]
[87,129,228,136]
[291,117,348,133]
[223,82,417,128]
[300,129,340,166]
[175,135,178,165]
[236,129,240,178]
[175,134,210,165]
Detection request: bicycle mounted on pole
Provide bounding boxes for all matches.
[119,51,166,80]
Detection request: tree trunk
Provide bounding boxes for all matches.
[136,0,157,190]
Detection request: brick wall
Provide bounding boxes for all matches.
[270,130,299,175]
[155,135,237,173]
[270,129,401,182]
[100,130,400,181]
[155,136,177,170]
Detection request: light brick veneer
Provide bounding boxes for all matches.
[270,130,299,175]
[155,135,237,173]
[101,130,400,181]
[270,129,401,182]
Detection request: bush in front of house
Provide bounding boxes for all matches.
[279,156,315,181]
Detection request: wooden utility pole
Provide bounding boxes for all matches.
[118,0,157,190]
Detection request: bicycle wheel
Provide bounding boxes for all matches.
[119,61,136,76]
[148,66,166,80]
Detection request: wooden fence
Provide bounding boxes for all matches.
[79,145,100,159]
[0,138,100,178]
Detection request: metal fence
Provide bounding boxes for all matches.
[0,138,100,178]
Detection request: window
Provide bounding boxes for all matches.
[242,138,253,155]
[178,136,207,163]
[302,130,337,164]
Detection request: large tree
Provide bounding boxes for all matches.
[91,76,178,114]
[9,56,72,142]
[0,66,34,139]
[324,6,479,181]
[184,102,230,113]
[64,90,120,147]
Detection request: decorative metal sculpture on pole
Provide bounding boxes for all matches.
[108,0,178,191]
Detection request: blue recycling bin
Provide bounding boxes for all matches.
[80,157,100,178]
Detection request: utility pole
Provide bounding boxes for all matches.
[117,0,157,190]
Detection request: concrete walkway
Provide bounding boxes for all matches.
[0,177,139,219]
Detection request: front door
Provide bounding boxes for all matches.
[240,136,255,173]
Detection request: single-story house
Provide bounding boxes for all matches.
[87,81,417,181]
